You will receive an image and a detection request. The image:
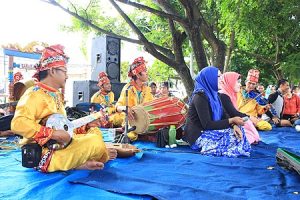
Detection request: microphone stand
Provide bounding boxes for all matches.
[120,87,131,144]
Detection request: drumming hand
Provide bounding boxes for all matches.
[87,119,102,128]
[52,130,71,145]
[128,107,135,121]
[229,117,244,126]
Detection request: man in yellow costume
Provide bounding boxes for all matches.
[11,45,115,172]
[91,72,123,127]
[116,57,154,140]
[237,69,277,131]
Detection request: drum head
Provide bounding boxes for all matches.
[129,106,150,134]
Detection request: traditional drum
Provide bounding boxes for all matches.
[13,79,35,101]
[129,97,188,134]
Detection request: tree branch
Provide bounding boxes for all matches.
[239,50,276,65]
[42,0,173,58]
[109,0,177,66]
[154,1,183,19]
[115,0,187,25]
[168,19,185,64]
[224,30,235,72]
[275,35,279,63]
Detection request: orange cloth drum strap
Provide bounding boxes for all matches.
[130,80,143,91]
[100,89,109,96]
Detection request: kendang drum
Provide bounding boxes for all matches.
[129,97,188,134]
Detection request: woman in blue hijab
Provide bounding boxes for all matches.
[184,66,251,157]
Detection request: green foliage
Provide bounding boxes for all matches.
[148,60,176,82]
[280,52,300,84]
[60,0,130,39]
[120,61,130,82]
[220,0,300,81]
[230,52,277,86]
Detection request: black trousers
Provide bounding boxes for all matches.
[0,114,14,131]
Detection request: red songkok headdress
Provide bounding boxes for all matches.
[128,57,147,78]
[246,69,260,83]
[33,44,68,80]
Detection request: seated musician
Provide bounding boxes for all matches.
[219,72,260,144]
[115,57,153,140]
[237,69,275,131]
[266,79,290,126]
[183,66,251,157]
[11,45,116,172]
[280,85,300,126]
[91,72,123,127]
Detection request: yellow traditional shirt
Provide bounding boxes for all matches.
[116,82,154,107]
[237,91,266,117]
[91,91,115,114]
[12,83,66,139]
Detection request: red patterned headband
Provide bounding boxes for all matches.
[35,44,69,72]
[128,57,147,77]
[246,69,260,83]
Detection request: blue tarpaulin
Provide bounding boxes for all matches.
[1,127,300,200]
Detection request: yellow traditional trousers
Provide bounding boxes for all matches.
[47,127,108,172]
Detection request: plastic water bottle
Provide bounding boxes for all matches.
[168,125,177,147]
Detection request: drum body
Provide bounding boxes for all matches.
[13,80,35,101]
[129,97,188,134]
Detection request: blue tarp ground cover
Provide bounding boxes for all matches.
[73,127,300,200]
[1,127,300,200]
[0,145,148,200]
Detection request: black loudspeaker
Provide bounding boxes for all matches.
[111,82,126,101]
[73,80,98,106]
[73,81,126,106]
[91,36,121,83]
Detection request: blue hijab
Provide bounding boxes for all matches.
[191,66,222,121]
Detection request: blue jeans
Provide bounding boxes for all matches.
[294,119,300,126]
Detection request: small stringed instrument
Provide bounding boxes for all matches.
[45,111,107,149]
[44,112,141,156]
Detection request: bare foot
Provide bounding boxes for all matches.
[105,143,140,158]
[76,160,104,170]
[115,143,140,158]
[107,148,118,160]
